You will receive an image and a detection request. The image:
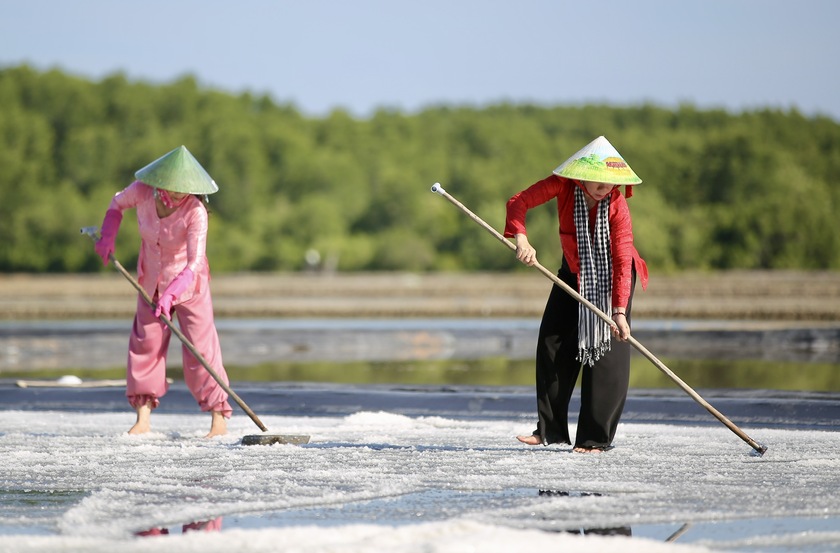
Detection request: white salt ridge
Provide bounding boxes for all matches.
[1,409,839,552]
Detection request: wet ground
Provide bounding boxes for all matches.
[2,380,839,431]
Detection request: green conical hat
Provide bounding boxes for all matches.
[553,136,642,185]
[135,145,219,194]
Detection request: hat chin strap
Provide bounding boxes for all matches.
[156,189,189,209]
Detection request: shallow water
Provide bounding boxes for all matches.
[3,318,840,391]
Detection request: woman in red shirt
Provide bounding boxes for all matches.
[504,136,648,453]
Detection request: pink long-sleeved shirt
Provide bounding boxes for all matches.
[504,175,648,309]
[108,181,209,302]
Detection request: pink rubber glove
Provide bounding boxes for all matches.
[155,268,195,318]
[95,209,122,266]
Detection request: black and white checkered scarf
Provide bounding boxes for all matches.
[573,186,612,366]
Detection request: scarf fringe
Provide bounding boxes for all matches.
[577,341,612,367]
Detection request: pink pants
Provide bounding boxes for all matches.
[126,288,232,417]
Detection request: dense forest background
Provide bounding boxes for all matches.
[2,65,839,274]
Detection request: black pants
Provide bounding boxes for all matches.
[532,259,636,449]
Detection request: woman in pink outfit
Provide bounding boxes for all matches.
[94,146,232,437]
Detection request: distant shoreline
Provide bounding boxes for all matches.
[1,270,839,322]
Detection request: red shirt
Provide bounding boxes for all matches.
[504,175,648,308]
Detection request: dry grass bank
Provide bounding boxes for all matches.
[1,270,839,321]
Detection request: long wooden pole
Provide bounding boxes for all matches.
[430,183,767,455]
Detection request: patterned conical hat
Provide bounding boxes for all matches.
[135,145,219,194]
[553,136,642,185]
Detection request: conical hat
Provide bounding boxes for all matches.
[553,136,641,185]
[135,145,219,194]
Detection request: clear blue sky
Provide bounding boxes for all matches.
[2,0,838,121]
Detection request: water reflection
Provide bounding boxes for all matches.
[225,356,840,392]
[567,526,633,537]
[8,356,840,391]
[538,489,603,498]
[136,517,222,537]
[4,318,839,391]
[538,490,632,537]
[665,522,692,543]
[536,491,696,544]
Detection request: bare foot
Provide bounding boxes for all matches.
[128,401,152,435]
[573,446,605,454]
[205,411,228,438]
[516,434,542,446]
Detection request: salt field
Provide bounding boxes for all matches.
[2,313,839,552]
[1,382,839,553]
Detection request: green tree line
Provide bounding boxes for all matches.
[2,65,839,274]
